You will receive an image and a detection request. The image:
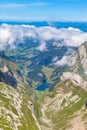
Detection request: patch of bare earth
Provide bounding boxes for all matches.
[67,111,86,130]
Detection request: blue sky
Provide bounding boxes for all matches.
[0,0,87,21]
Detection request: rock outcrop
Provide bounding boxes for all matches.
[61,72,87,90]
[69,42,87,71]
[0,59,17,87]
[61,42,87,90]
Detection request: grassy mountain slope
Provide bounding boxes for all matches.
[34,81,87,130]
[0,83,39,130]
[0,57,39,130]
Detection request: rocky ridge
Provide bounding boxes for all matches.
[0,59,17,87]
[61,42,87,89]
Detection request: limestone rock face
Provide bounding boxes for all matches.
[79,44,87,59]
[61,72,87,90]
[81,58,87,70]
[69,42,87,70]
[79,43,87,70]
[0,59,17,87]
[69,54,78,66]
[61,42,87,89]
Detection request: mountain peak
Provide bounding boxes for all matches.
[61,42,87,89]
[69,41,87,70]
[78,41,87,59]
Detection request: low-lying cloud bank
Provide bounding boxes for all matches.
[0,24,87,50]
[54,56,70,66]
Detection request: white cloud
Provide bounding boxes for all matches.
[54,56,70,66]
[37,41,46,51]
[0,24,87,51]
[52,56,58,62]
[0,28,11,49]
[0,2,48,8]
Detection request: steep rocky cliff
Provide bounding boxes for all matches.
[70,41,87,72]
[61,42,87,89]
[0,59,17,87]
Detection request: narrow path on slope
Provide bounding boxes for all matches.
[28,101,42,130]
